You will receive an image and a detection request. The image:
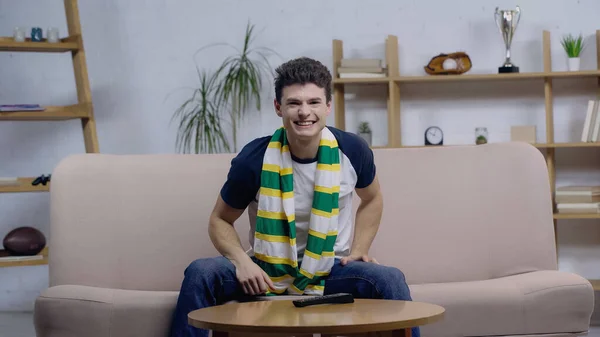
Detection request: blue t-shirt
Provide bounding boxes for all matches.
[220,126,376,258]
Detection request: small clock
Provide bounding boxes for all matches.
[425,126,443,146]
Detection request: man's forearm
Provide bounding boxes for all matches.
[208,216,251,264]
[350,192,383,256]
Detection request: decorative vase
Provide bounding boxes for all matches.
[358,132,372,146]
[568,57,580,71]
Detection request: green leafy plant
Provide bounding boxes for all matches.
[172,21,278,154]
[211,23,278,152]
[358,121,371,134]
[171,70,230,154]
[561,33,585,58]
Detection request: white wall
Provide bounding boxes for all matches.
[1,0,599,311]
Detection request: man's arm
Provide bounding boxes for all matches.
[208,195,275,295]
[208,195,249,262]
[341,174,383,265]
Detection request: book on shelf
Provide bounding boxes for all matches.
[0,254,44,262]
[340,58,382,68]
[556,202,600,214]
[0,104,44,112]
[556,186,600,213]
[338,58,386,78]
[338,72,386,78]
[338,67,384,73]
[0,177,19,186]
[581,100,600,142]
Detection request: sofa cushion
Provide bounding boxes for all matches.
[34,285,178,337]
[410,270,594,337]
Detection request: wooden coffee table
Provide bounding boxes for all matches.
[188,298,445,337]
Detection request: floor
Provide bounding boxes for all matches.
[1,312,600,337]
[0,312,35,337]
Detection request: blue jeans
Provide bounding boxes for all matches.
[169,257,420,337]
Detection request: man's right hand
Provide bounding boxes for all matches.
[232,256,275,295]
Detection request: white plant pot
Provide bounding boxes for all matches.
[568,57,580,71]
[358,132,372,146]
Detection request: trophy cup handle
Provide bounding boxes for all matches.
[515,6,521,26]
[494,7,502,30]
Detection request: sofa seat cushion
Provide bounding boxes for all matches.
[34,285,178,337]
[410,270,594,337]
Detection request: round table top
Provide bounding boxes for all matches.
[188,298,445,334]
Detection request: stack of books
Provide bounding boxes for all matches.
[556,186,600,214]
[581,100,600,142]
[337,58,386,78]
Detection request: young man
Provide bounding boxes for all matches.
[169,57,418,337]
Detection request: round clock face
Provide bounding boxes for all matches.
[426,126,443,144]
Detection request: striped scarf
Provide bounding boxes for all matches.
[253,126,340,296]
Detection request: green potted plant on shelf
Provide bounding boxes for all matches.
[171,21,278,154]
[560,33,585,71]
[358,121,372,146]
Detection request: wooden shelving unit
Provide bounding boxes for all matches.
[0,0,99,267]
[0,0,99,196]
[0,103,90,121]
[0,36,80,53]
[333,30,600,286]
[0,177,50,193]
[0,247,48,268]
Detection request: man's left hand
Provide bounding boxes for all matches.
[340,254,379,266]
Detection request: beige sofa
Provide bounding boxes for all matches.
[34,142,594,337]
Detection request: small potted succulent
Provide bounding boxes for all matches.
[561,33,585,71]
[358,121,372,146]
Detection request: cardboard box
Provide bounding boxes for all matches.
[511,126,536,143]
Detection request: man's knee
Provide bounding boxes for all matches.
[369,264,407,285]
[387,266,407,283]
[183,256,233,281]
[375,265,412,299]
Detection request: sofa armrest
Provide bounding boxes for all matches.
[34,285,178,337]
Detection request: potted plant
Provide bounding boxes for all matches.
[358,121,372,146]
[171,70,230,154]
[171,21,278,153]
[560,33,585,71]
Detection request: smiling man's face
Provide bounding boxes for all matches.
[274,82,331,142]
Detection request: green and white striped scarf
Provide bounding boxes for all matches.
[253,126,340,296]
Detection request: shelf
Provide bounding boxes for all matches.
[534,142,600,148]
[0,103,90,121]
[0,36,79,53]
[393,70,600,83]
[371,143,600,149]
[332,71,600,85]
[553,213,600,220]
[0,177,50,193]
[588,280,600,291]
[333,77,390,84]
[0,247,48,268]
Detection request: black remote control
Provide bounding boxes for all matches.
[292,293,354,307]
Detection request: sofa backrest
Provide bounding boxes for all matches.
[48,142,557,291]
[48,153,250,291]
[364,142,557,284]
